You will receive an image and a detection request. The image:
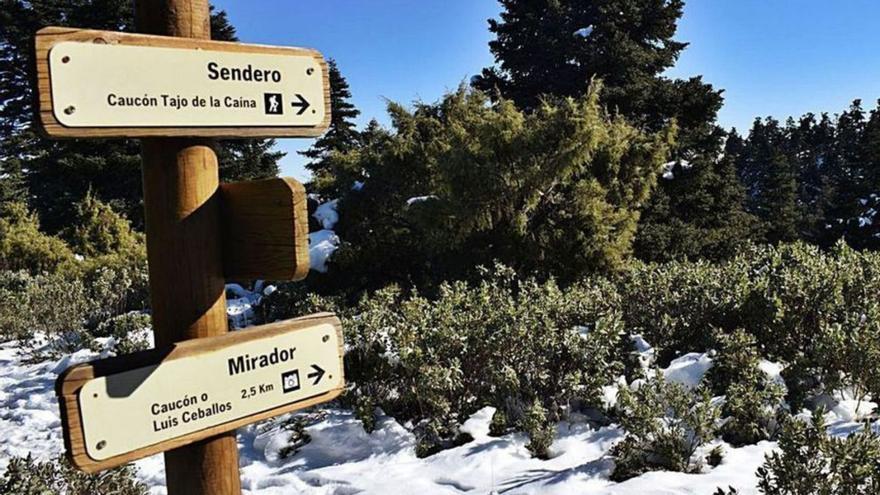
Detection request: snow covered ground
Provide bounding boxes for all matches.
[2,272,877,494]
[0,336,766,495]
[3,334,875,495]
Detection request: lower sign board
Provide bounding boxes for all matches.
[35,27,330,138]
[56,313,344,472]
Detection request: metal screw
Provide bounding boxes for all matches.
[322,335,329,343]
[61,56,70,63]
[96,440,106,450]
[306,68,315,76]
[64,106,76,115]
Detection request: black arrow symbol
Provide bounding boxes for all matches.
[307,364,325,385]
[291,94,311,115]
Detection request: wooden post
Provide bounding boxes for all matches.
[135,1,242,494]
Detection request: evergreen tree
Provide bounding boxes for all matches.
[635,135,759,261]
[762,151,800,244]
[821,100,880,248]
[300,59,362,197]
[473,0,722,141]
[474,0,752,262]
[0,0,281,232]
[786,113,836,242]
[319,86,673,294]
[217,140,283,183]
[735,118,804,244]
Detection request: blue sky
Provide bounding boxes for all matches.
[211,0,880,180]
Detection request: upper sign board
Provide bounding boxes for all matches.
[35,27,330,138]
[56,313,344,472]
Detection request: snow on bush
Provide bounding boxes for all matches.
[309,199,340,273]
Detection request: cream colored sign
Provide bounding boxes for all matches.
[48,41,326,128]
[78,323,342,461]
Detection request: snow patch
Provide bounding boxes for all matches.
[313,199,339,230]
[309,230,340,273]
[574,26,594,38]
[405,195,437,207]
[661,352,713,389]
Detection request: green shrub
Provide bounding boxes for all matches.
[709,329,785,446]
[757,409,880,495]
[258,281,345,324]
[520,399,555,459]
[0,455,147,495]
[610,373,720,481]
[0,270,93,347]
[614,241,880,412]
[343,265,623,456]
[815,302,880,412]
[91,311,152,355]
[0,202,75,274]
[321,85,674,294]
[65,191,144,258]
[616,257,751,364]
[0,256,149,357]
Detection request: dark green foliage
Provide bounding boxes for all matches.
[731,101,880,250]
[757,410,880,495]
[0,0,281,231]
[474,0,721,139]
[302,59,363,197]
[65,191,144,257]
[0,454,147,495]
[610,373,719,481]
[520,399,555,459]
[216,139,282,183]
[635,149,759,262]
[343,265,624,456]
[734,118,801,243]
[323,86,672,293]
[91,311,151,354]
[489,408,510,437]
[257,280,344,324]
[706,445,725,468]
[709,329,784,446]
[474,0,747,263]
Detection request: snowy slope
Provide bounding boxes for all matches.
[1,336,874,494]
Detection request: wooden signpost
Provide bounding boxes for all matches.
[56,314,343,473]
[36,1,338,494]
[35,27,331,138]
[221,178,310,281]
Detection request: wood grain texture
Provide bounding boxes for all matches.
[33,26,331,138]
[221,178,310,281]
[56,314,345,474]
[133,2,240,493]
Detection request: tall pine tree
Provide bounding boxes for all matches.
[735,117,802,243]
[821,100,880,248]
[635,131,759,261]
[300,59,361,197]
[0,0,281,231]
[473,0,754,261]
